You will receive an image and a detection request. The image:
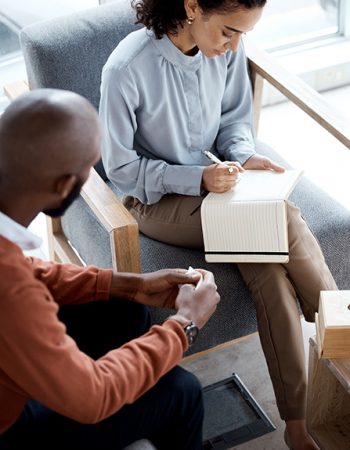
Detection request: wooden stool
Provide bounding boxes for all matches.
[307,336,350,449]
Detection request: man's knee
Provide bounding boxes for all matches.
[169,367,202,394]
[160,367,203,412]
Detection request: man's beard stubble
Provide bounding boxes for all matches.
[43,180,83,218]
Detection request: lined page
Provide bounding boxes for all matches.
[201,169,303,263]
[202,200,287,253]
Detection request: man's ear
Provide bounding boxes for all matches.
[54,174,77,199]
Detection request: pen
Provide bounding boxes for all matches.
[202,150,234,173]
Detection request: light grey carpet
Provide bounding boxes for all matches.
[181,333,283,449]
[181,321,316,450]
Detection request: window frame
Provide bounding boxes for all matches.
[258,0,349,53]
[339,0,350,38]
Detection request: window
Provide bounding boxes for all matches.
[0,16,20,59]
[251,0,343,51]
[0,0,98,111]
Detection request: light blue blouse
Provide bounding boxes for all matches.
[100,27,256,205]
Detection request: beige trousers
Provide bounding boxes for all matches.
[123,194,337,420]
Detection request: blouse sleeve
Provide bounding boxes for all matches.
[215,41,256,165]
[99,66,204,204]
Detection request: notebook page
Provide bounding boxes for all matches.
[204,169,303,204]
[201,200,287,253]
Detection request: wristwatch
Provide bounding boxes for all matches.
[168,315,199,346]
[184,321,199,346]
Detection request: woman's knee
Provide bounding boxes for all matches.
[238,261,288,292]
[286,200,313,245]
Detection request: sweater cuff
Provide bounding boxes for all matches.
[96,269,113,300]
[162,319,189,353]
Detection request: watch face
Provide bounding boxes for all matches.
[185,322,199,346]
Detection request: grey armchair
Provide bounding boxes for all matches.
[5,2,350,448]
[8,0,350,358]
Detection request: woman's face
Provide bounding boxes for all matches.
[187,5,263,57]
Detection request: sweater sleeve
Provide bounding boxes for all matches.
[0,279,187,423]
[215,41,256,165]
[28,257,112,305]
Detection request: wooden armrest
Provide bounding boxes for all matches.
[244,38,350,149]
[4,81,29,100]
[81,168,141,272]
[81,168,135,232]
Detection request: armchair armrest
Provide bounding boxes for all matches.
[3,81,29,99]
[4,81,141,272]
[245,38,350,149]
[81,168,141,272]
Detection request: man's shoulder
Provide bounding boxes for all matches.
[0,235,24,259]
[0,236,36,289]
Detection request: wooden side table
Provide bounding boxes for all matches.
[307,336,350,450]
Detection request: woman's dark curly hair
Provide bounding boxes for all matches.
[131,0,267,38]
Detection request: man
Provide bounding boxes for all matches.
[0,89,220,450]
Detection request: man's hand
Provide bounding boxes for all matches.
[243,154,285,172]
[109,269,202,309]
[202,162,243,193]
[169,269,220,329]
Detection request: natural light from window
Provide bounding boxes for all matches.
[251,0,340,51]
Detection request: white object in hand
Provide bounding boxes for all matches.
[187,266,203,290]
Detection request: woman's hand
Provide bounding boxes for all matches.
[202,161,244,193]
[243,154,285,172]
[110,269,202,309]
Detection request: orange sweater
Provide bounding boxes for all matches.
[0,236,187,433]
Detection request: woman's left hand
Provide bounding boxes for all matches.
[243,154,285,172]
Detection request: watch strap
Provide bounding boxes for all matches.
[166,315,199,346]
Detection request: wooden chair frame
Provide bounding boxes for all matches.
[5,39,350,273]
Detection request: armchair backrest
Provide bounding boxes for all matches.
[21,0,139,110]
[20,0,141,178]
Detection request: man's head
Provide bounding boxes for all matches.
[0,89,101,225]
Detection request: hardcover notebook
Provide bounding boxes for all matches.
[201,169,303,263]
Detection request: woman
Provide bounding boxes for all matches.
[99,1,336,449]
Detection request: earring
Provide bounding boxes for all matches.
[186,16,194,25]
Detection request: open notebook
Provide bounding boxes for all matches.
[201,169,303,263]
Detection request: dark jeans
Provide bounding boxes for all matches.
[0,299,204,450]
